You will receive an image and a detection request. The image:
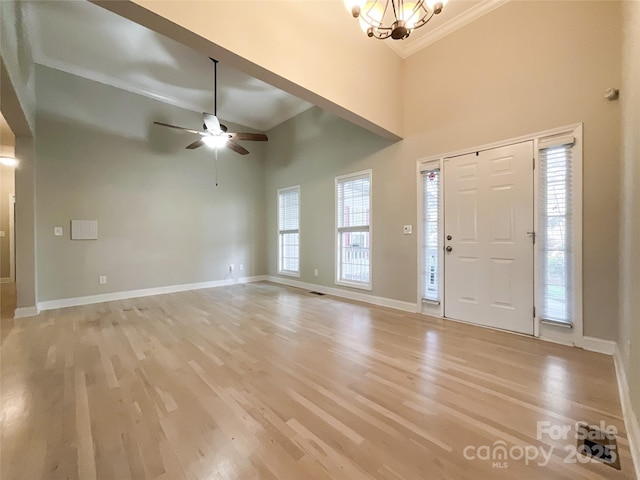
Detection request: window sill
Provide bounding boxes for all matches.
[540,318,573,329]
[277,270,300,278]
[335,280,372,291]
[422,299,441,306]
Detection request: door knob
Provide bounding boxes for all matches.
[445,246,453,252]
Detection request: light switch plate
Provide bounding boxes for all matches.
[54,226,63,236]
[403,225,413,235]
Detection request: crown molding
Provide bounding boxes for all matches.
[387,0,510,59]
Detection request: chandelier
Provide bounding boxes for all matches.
[344,0,448,40]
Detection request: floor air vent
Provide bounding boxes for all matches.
[576,423,621,470]
[309,291,326,296]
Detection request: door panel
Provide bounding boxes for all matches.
[444,142,534,334]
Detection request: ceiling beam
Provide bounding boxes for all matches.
[91,0,403,141]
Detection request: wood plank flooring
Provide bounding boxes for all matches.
[0,282,636,479]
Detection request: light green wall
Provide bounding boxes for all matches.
[264,107,410,299]
[35,66,266,302]
[619,0,640,436]
[0,0,36,132]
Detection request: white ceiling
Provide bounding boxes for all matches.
[22,0,506,132]
[22,0,313,132]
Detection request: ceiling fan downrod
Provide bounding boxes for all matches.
[210,57,218,117]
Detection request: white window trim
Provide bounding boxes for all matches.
[277,185,301,278]
[335,169,373,291]
[535,125,583,347]
[416,123,583,347]
[418,161,443,313]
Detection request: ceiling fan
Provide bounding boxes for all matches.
[153,58,267,155]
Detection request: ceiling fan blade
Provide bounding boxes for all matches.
[203,113,221,133]
[228,132,268,142]
[154,121,203,136]
[225,140,249,155]
[186,139,205,150]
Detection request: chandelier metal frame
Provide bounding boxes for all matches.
[347,0,446,40]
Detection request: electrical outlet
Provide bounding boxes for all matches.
[403,225,413,235]
[54,226,63,236]
[239,264,244,271]
[99,275,107,285]
[229,264,234,272]
[314,268,319,277]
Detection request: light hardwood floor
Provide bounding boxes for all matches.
[1,282,636,479]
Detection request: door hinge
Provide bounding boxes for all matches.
[533,306,536,318]
[526,231,536,244]
[533,157,536,170]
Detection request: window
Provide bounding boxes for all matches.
[278,186,300,276]
[539,135,575,325]
[422,167,441,302]
[336,171,371,289]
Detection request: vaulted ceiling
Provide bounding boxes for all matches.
[23,0,313,132]
[22,0,506,134]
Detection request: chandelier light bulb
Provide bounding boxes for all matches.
[360,1,384,30]
[344,0,366,17]
[401,2,419,29]
[426,0,447,14]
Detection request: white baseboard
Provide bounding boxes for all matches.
[37,275,268,311]
[266,275,418,313]
[582,336,617,355]
[614,346,640,479]
[14,306,40,318]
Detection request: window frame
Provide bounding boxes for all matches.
[420,164,442,304]
[538,139,574,325]
[277,185,301,277]
[534,125,583,347]
[335,170,373,290]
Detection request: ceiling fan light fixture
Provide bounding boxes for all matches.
[346,0,446,40]
[152,58,267,155]
[203,135,229,149]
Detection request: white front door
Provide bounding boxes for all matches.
[443,141,534,334]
